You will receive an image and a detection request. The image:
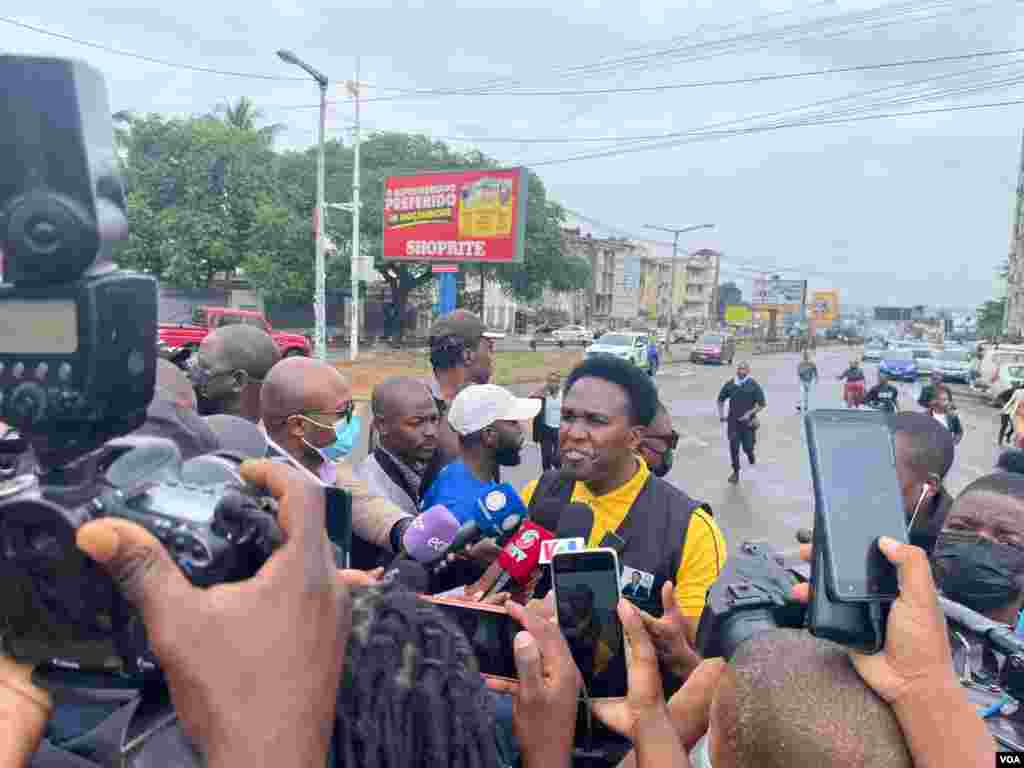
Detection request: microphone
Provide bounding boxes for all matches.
[400,505,462,565]
[940,596,1024,658]
[445,483,528,559]
[556,501,595,541]
[483,521,556,598]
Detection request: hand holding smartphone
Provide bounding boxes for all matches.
[552,548,628,701]
[804,410,907,652]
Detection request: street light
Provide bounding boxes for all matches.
[643,223,715,331]
[278,49,329,361]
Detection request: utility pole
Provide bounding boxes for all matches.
[349,58,362,361]
[277,50,329,361]
[1005,129,1024,337]
[643,223,715,332]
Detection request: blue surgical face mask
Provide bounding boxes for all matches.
[321,414,362,461]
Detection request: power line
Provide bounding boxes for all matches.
[268,46,1024,110]
[522,97,1024,168]
[0,15,310,81]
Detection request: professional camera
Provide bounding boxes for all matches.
[0,55,282,677]
[695,540,807,660]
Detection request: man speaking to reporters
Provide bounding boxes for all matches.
[521,356,725,660]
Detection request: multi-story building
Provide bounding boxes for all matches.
[679,248,721,330]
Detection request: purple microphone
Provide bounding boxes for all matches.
[402,504,461,564]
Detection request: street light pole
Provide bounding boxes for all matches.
[349,58,361,362]
[643,223,715,332]
[278,49,329,361]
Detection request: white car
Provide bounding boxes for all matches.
[585,332,653,373]
[551,325,593,346]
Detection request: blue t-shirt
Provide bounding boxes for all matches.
[420,459,496,524]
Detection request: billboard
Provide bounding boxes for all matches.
[811,290,839,326]
[382,168,528,263]
[725,305,752,325]
[751,277,806,306]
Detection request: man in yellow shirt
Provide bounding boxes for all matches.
[520,356,726,685]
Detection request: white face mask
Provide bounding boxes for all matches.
[692,734,714,768]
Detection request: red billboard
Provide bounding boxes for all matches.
[382,167,528,263]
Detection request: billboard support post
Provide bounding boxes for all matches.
[350,59,362,362]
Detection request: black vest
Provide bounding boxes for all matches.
[529,469,707,619]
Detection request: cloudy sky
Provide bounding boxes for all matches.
[4,0,1023,309]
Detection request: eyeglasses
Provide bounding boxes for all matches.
[187,358,237,387]
[643,430,679,450]
[294,401,354,430]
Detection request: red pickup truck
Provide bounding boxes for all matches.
[159,307,310,365]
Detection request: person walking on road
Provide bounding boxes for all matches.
[717,361,766,484]
[796,349,818,412]
[647,337,660,377]
[837,358,866,408]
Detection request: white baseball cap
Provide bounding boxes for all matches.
[447,384,542,436]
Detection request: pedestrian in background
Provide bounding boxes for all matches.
[796,349,818,412]
[530,370,563,471]
[1000,384,1024,446]
[717,361,766,484]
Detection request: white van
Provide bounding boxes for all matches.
[974,345,1024,405]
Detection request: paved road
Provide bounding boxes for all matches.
[499,347,1004,556]
[347,346,1005,557]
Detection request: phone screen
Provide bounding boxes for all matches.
[806,410,907,601]
[427,598,519,681]
[553,549,627,699]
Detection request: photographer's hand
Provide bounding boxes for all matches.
[76,460,351,768]
[593,601,684,768]
[640,582,702,681]
[486,601,580,768]
[792,538,994,767]
[0,654,52,768]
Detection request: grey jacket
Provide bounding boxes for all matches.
[354,452,420,520]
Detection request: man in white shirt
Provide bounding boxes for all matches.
[531,371,563,471]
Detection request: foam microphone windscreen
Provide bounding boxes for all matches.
[402,505,461,563]
[529,499,565,534]
[557,502,595,542]
[496,521,555,588]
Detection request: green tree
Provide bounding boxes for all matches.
[215,96,284,147]
[117,113,279,287]
[977,297,1006,338]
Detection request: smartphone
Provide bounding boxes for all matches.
[552,548,628,701]
[805,409,907,602]
[806,518,885,652]
[424,595,519,683]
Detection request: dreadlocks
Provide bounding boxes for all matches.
[334,582,499,768]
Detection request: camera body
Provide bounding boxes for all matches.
[0,56,282,678]
[696,541,807,660]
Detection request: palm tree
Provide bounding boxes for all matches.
[216,97,283,146]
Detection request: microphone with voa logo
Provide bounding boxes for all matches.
[482,499,563,599]
[443,483,528,560]
[533,501,595,599]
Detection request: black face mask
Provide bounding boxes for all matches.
[495,441,523,467]
[932,530,1024,613]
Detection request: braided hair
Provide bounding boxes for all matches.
[334,582,499,768]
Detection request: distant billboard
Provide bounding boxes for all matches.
[752,277,807,307]
[812,290,839,326]
[382,167,528,263]
[725,305,752,325]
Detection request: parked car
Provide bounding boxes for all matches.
[159,307,310,367]
[990,362,1024,407]
[585,332,653,374]
[690,333,736,365]
[933,349,973,383]
[551,325,594,346]
[673,329,698,344]
[911,348,935,377]
[879,349,918,381]
[862,341,887,362]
